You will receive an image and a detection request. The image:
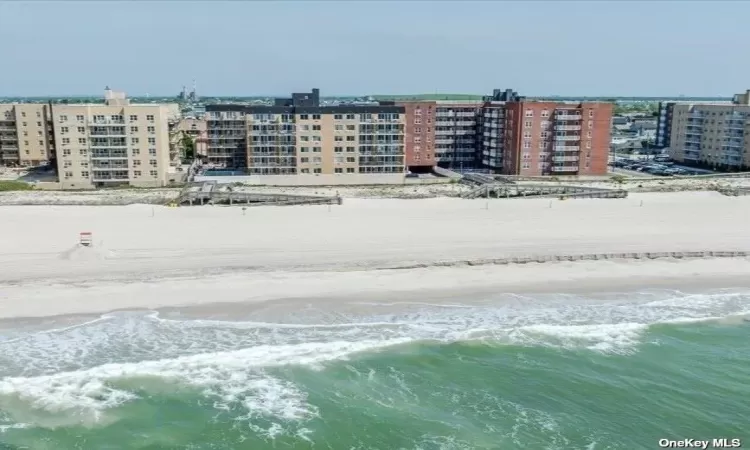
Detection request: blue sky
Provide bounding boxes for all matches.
[0,1,747,97]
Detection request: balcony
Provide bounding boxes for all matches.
[1,145,19,151]
[0,136,17,142]
[0,126,15,132]
[554,145,579,151]
[552,155,579,163]
[555,125,581,131]
[554,135,581,142]
[551,165,579,172]
[90,119,126,125]
[556,112,582,120]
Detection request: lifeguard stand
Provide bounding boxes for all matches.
[79,232,93,247]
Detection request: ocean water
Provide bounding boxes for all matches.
[0,290,749,449]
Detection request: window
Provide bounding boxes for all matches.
[132,149,140,156]
[301,157,309,163]
[312,114,321,120]
[147,126,155,134]
[335,146,343,153]
[149,148,156,156]
[134,170,142,177]
[414,136,422,143]
[129,115,138,122]
[299,114,309,120]
[63,160,72,168]
[522,162,530,169]
[132,137,139,144]
[38,140,43,146]
[61,127,69,133]
[335,168,343,174]
[414,145,421,152]
[133,160,141,166]
[346,136,355,141]
[146,115,154,122]
[525,110,534,118]
[414,118,422,124]
[79,149,87,156]
[301,125,310,131]
[150,170,158,177]
[62,138,70,145]
[312,125,321,131]
[300,147,309,152]
[81,162,88,168]
[346,114,355,120]
[525,120,533,128]
[64,171,73,178]
[346,125,355,131]
[148,137,155,145]
[24,140,29,145]
[300,136,309,142]
[588,120,593,129]
[76,115,84,122]
[131,126,139,133]
[81,171,89,178]
[415,127,422,133]
[301,168,310,173]
[523,131,532,139]
[588,110,594,118]
[334,136,343,142]
[312,157,322,163]
[541,110,550,118]
[586,141,591,149]
[523,140,531,149]
[21,112,26,117]
[586,131,592,138]
[77,127,85,133]
[60,115,68,122]
[347,167,355,173]
[36,111,41,118]
[335,125,344,130]
[539,141,546,149]
[37,121,42,126]
[314,168,322,174]
[78,138,86,144]
[312,146,321,152]
[149,159,157,167]
[346,146,355,152]
[334,114,343,120]
[312,136,321,142]
[346,157,355,163]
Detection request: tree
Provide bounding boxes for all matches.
[180,133,196,161]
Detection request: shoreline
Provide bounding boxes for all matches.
[1,258,750,321]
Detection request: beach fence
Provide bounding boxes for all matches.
[381,250,750,270]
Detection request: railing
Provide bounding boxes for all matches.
[552,156,579,163]
[89,119,126,125]
[555,125,581,131]
[554,135,581,142]
[556,113,582,120]
[550,165,578,172]
[554,145,579,151]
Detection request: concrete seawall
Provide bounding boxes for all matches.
[380,251,750,271]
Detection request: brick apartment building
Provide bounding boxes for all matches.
[504,101,612,175]
[398,89,612,176]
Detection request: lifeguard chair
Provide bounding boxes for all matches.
[79,232,93,247]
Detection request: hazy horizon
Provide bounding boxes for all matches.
[0,1,747,97]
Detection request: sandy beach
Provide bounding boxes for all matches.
[0,191,749,319]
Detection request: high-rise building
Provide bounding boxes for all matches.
[0,104,55,167]
[478,89,525,171]
[396,101,437,171]
[206,89,406,176]
[52,88,180,188]
[433,102,482,170]
[502,101,613,176]
[668,90,750,170]
[655,101,676,149]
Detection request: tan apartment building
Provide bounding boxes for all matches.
[0,103,55,167]
[206,89,405,176]
[668,90,750,170]
[52,89,180,189]
[503,101,613,176]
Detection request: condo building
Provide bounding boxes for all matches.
[477,89,525,171]
[395,101,436,171]
[668,90,750,170]
[52,89,180,188]
[433,102,482,170]
[503,101,613,176]
[0,104,55,167]
[206,89,406,176]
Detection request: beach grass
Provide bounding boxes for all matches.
[0,180,33,192]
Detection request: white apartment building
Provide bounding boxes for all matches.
[52,89,180,188]
[669,90,750,170]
